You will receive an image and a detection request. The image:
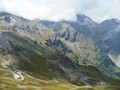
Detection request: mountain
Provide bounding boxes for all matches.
[92,18,120,68]
[39,15,120,79]
[76,14,97,28]
[0,12,120,90]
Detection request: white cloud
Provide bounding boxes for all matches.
[0,0,120,22]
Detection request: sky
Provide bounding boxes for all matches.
[0,0,120,22]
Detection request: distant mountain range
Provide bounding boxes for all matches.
[0,12,120,90]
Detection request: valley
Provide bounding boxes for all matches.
[0,12,120,90]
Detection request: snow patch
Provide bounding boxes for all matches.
[107,54,120,68]
[10,17,16,22]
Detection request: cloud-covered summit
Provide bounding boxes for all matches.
[0,0,120,22]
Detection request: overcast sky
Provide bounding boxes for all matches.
[0,0,120,22]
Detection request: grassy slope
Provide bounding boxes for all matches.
[0,68,120,90]
[0,70,74,90]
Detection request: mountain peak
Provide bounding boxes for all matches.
[76,14,97,28]
[76,14,88,22]
[0,12,13,17]
[101,18,120,26]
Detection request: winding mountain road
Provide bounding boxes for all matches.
[0,61,24,81]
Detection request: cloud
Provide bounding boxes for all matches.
[0,0,120,22]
